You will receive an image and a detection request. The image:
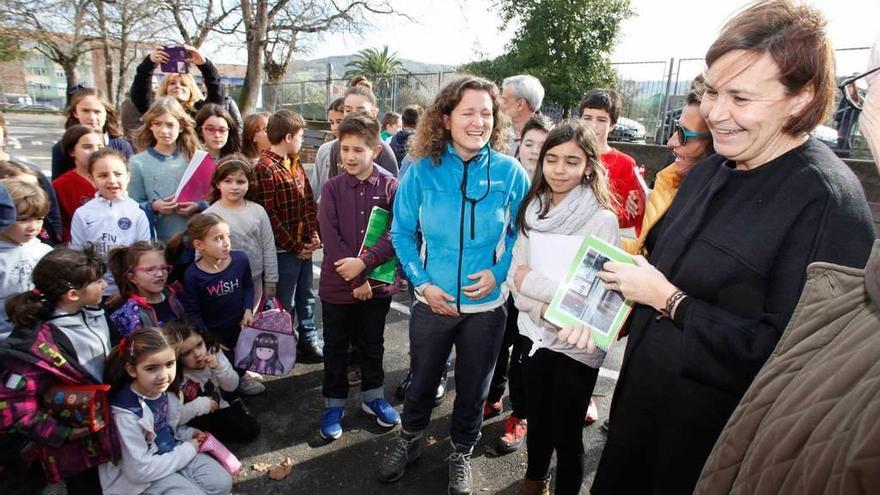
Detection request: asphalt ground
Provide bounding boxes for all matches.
[5,112,627,495]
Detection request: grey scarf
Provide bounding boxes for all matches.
[525,185,601,235]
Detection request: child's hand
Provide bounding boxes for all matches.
[208,399,219,412]
[241,309,254,327]
[176,201,200,217]
[297,246,313,259]
[310,232,322,250]
[69,427,91,440]
[353,280,373,301]
[557,323,597,352]
[205,353,219,369]
[335,257,367,281]
[264,286,277,299]
[152,195,177,215]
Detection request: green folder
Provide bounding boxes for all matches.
[359,206,398,285]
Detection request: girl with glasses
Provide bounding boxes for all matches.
[108,240,185,337]
[195,103,242,159]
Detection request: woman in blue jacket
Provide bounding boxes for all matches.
[379,76,529,494]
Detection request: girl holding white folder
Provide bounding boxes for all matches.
[506,120,619,495]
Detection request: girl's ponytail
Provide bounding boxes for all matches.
[5,247,105,329]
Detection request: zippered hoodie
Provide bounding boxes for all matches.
[46,307,111,383]
[0,238,53,339]
[70,193,152,295]
[99,385,214,495]
[391,143,529,313]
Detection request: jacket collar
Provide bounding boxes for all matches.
[865,240,880,309]
[444,142,489,164]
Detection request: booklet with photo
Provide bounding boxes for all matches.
[544,235,636,351]
[161,45,189,74]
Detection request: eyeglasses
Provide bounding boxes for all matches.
[673,120,711,145]
[839,66,880,111]
[133,264,173,276]
[202,125,229,135]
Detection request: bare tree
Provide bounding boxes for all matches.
[106,0,171,106]
[161,0,240,48]
[239,0,399,115]
[3,0,98,105]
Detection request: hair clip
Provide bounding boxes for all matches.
[117,338,128,358]
[31,288,41,296]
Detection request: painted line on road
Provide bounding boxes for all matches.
[599,367,619,380]
[30,141,43,145]
[312,264,411,316]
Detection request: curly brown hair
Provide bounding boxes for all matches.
[410,76,510,163]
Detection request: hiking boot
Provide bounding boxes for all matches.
[497,415,527,453]
[520,477,550,495]
[585,397,599,426]
[483,400,502,420]
[362,398,401,428]
[447,441,473,495]
[236,372,266,395]
[378,430,423,483]
[297,336,324,363]
[319,406,344,440]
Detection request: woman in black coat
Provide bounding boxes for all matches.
[583,2,876,494]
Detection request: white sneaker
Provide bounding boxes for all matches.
[237,373,266,395]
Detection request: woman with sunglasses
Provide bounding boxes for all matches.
[379,76,529,495]
[621,77,713,258]
[587,2,875,494]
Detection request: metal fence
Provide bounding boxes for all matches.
[259,71,462,119]
[609,47,873,158]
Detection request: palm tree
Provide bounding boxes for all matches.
[344,46,405,80]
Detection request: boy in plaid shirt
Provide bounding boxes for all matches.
[252,110,323,362]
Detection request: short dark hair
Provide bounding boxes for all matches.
[337,112,381,147]
[343,85,377,107]
[578,88,622,124]
[266,109,306,145]
[705,0,834,134]
[61,125,101,158]
[381,112,401,128]
[87,147,128,175]
[520,113,554,141]
[401,105,422,128]
[328,97,344,113]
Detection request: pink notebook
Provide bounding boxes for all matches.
[175,151,216,203]
[199,432,241,475]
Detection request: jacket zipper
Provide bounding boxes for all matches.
[457,159,471,313]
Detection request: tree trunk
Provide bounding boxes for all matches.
[96,0,114,103]
[238,0,269,115]
[64,59,78,107]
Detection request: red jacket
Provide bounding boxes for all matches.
[602,148,645,234]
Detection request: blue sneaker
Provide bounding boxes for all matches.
[362,398,401,428]
[320,407,344,440]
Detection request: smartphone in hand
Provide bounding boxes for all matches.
[161,45,189,74]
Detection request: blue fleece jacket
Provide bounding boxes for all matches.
[391,143,528,313]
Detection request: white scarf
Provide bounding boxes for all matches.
[524,185,601,235]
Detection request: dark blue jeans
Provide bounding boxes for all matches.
[276,252,317,341]
[402,302,507,446]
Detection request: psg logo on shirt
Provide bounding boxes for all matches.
[118,217,132,230]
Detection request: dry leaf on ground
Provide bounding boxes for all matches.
[267,457,294,481]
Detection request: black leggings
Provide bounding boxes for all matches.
[522,344,598,495]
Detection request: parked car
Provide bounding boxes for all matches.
[610,117,646,143]
[18,104,60,112]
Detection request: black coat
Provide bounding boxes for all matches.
[592,137,875,495]
[130,55,225,118]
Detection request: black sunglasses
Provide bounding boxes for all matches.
[838,66,880,111]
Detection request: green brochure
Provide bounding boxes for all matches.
[544,235,636,351]
[359,206,397,285]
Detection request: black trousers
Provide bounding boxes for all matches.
[187,399,261,443]
[321,298,392,400]
[522,343,598,495]
[486,296,528,418]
